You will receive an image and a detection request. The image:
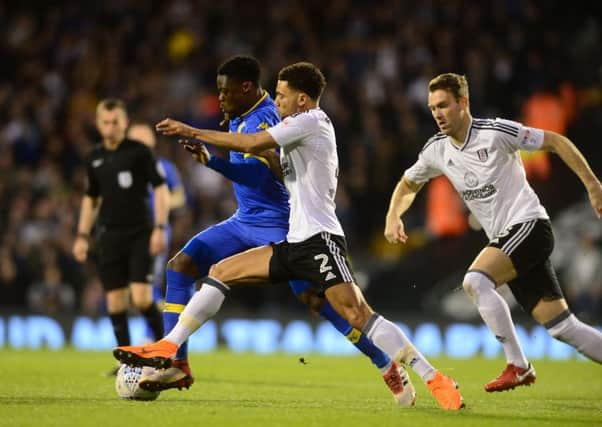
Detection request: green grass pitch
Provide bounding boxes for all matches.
[0,349,600,427]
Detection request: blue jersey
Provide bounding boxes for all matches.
[221,91,289,227]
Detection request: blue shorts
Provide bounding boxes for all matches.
[181,217,311,296]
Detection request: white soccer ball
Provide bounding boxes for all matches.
[115,364,160,401]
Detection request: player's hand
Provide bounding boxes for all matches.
[178,139,211,164]
[156,118,195,138]
[149,227,167,256]
[384,213,408,244]
[72,236,89,262]
[587,181,602,219]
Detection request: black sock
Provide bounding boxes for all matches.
[109,311,130,346]
[141,303,164,340]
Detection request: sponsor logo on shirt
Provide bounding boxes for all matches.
[92,159,103,168]
[461,184,497,201]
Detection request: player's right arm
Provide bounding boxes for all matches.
[73,195,101,262]
[179,139,281,187]
[156,118,277,153]
[385,142,440,244]
[384,177,424,244]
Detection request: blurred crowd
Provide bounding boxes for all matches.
[0,1,600,319]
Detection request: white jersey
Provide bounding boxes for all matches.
[404,117,549,240]
[266,108,345,242]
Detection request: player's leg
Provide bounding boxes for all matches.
[140,220,251,390]
[296,233,461,409]
[463,247,534,391]
[289,280,391,370]
[324,282,462,409]
[526,261,602,363]
[113,245,274,368]
[472,219,567,392]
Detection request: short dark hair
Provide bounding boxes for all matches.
[97,98,127,114]
[278,62,326,100]
[428,73,469,101]
[217,55,261,86]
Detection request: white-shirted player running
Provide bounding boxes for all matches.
[385,73,602,392]
[113,62,465,410]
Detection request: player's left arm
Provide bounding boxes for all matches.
[540,130,602,218]
[156,118,277,154]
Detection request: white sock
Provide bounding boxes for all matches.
[547,312,602,363]
[164,278,228,346]
[364,314,436,382]
[464,271,529,369]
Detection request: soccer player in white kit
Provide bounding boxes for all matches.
[114,62,465,410]
[384,73,602,392]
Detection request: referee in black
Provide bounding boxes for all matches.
[73,98,167,356]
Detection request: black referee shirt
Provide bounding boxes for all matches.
[85,138,165,228]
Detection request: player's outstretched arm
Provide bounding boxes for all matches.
[156,118,277,154]
[540,130,602,218]
[177,139,281,187]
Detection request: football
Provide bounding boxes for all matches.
[115,364,161,401]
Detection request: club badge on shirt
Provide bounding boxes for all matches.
[118,171,133,188]
[477,148,489,162]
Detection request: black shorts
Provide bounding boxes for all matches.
[487,219,563,313]
[96,226,153,291]
[269,232,356,293]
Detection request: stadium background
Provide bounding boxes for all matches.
[0,1,600,357]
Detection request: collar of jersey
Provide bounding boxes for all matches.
[450,116,474,151]
[240,90,268,118]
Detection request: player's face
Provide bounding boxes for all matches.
[96,108,128,143]
[127,124,156,149]
[428,89,467,137]
[274,80,299,118]
[217,75,249,117]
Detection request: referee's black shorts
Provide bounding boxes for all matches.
[269,232,356,293]
[487,219,564,313]
[96,225,153,291]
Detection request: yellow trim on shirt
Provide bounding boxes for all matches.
[243,153,270,168]
[240,90,268,118]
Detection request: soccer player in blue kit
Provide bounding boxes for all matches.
[139,56,410,404]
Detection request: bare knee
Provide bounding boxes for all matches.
[208,262,225,281]
[167,252,198,277]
